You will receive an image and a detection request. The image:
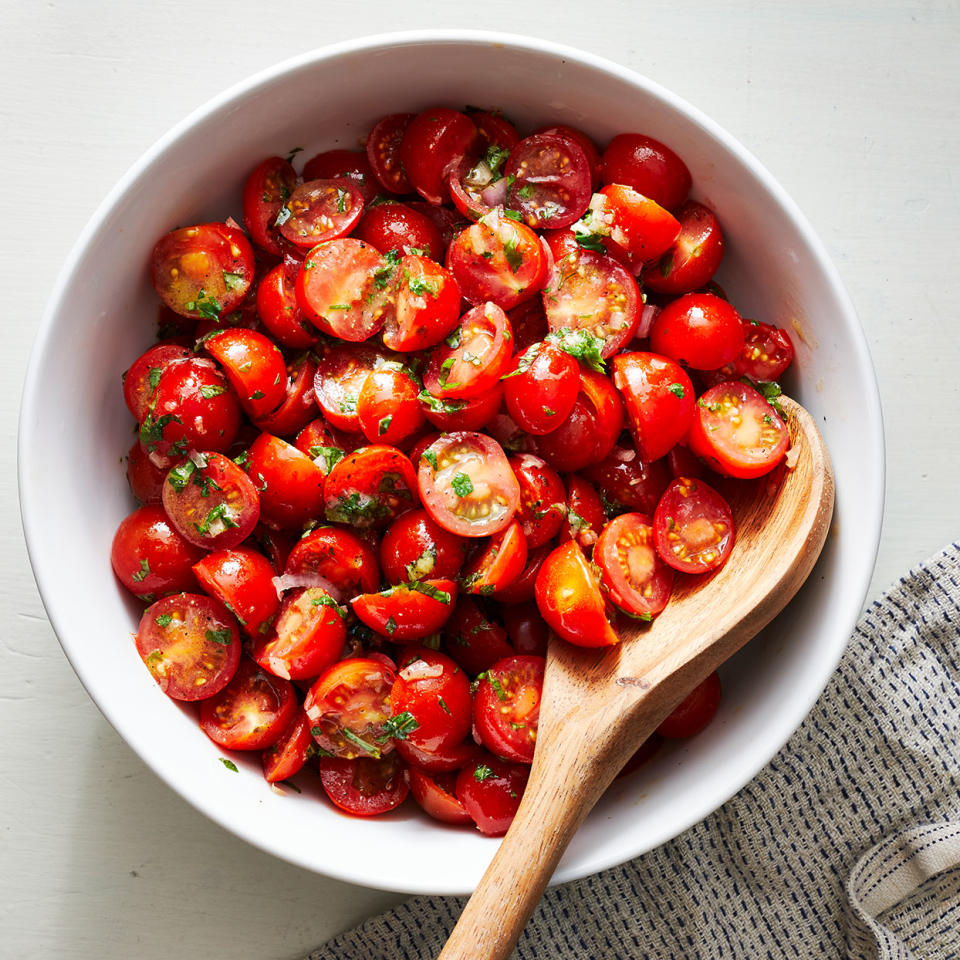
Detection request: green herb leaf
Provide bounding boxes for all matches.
[668,382,686,399]
[199,384,226,399]
[131,558,150,583]
[404,544,437,582]
[546,327,607,373]
[219,757,238,772]
[167,459,197,492]
[503,209,522,221]
[378,415,393,435]
[194,502,239,536]
[503,236,522,274]
[376,711,420,742]
[343,727,380,757]
[205,628,232,646]
[311,593,347,620]
[484,144,510,179]
[384,615,398,635]
[451,472,474,497]
[473,764,495,782]
[223,271,246,292]
[422,449,438,471]
[155,614,173,628]
[417,389,465,415]
[574,231,607,253]
[285,146,304,163]
[308,445,345,474]
[444,326,463,349]
[408,275,439,298]
[148,366,163,391]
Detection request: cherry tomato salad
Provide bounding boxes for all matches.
[112,105,797,836]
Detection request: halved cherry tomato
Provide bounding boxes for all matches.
[650,292,745,371]
[418,432,521,538]
[400,107,477,205]
[611,352,695,462]
[323,445,418,528]
[242,157,298,255]
[446,211,547,310]
[653,477,735,574]
[379,508,468,585]
[199,656,296,751]
[126,441,166,504]
[254,586,346,680]
[447,151,510,221]
[505,133,592,229]
[595,513,673,620]
[352,203,444,261]
[357,365,424,446]
[409,768,472,825]
[150,222,255,320]
[136,593,241,700]
[601,133,692,212]
[302,149,377,202]
[192,545,280,638]
[366,113,415,194]
[422,302,513,399]
[395,735,481,774]
[382,255,461,352]
[508,296,549,352]
[733,320,795,382]
[533,124,602,188]
[508,454,566,547]
[460,520,528,596]
[111,504,203,599]
[503,340,580,436]
[472,111,521,152]
[161,451,259,550]
[535,540,619,647]
[353,578,457,640]
[418,384,503,432]
[656,671,722,738]
[305,657,397,758]
[253,353,318,438]
[123,343,191,423]
[203,328,287,419]
[558,474,606,552]
[276,179,364,252]
[256,262,318,349]
[442,597,514,676]
[317,753,409,816]
[455,753,529,836]
[245,432,326,529]
[494,544,551,605]
[581,446,670,516]
[501,601,548,657]
[687,381,789,479]
[262,709,313,783]
[284,526,379,598]
[313,340,396,432]
[474,654,544,764]
[643,201,725,295]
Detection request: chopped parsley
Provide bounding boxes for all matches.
[668,383,686,399]
[503,209,522,221]
[371,248,402,292]
[311,594,346,621]
[308,445,344,474]
[473,764,495,782]
[444,326,463,349]
[194,502,239,536]
[343,728,380,757]
[166,459,197,491]
[517,183,534,199]
[205,628,232,646]
[139,412,181,452]
[573,231,607,253]
[326,491,390,526]
[199,384,226,399]
[377,414,393,435]
[384,615,398,636]
[484,144,510,179]
[148,367,163,391]
[131,558,150,583]
[546,327,607,373]
[219,758,239,772]
[377,711,420,742]
[155,614,173,628]
[408,275,439,297]
[451,472,474,497]
[222,271,245,292]
[503,236,522,274]
[184,290,222,320]
[417,389,465,415]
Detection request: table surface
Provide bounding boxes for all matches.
[2,3,958,957]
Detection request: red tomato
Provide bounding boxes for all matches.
[501,602,548,657]
[417,432,521,538]
[653,477,735,574]
[400,107,477,205]
[395,735,481,774]
[296,238,394,342]
[245,432,326,529]
[643,201,725,295]
[409,769,472,825]
[317,753,409,816]
[446,212,547,310]
[352,578,458,640]
[535,540,619,647]
[199,657,296,751]
[503,341,580,436]
[442,597,514,676]
[150,222,255,319]
[473,655,544,764]
[203,328,287,419]
[656,671,722,738]
[558,474,606,552]
[381,255,461,352]
[313,340,396,432]
[254,586,346,680]
[472,111,521,151]
[616,735,663,779]
[192,545,280,638]
[418,384,503,433]
[533,124,602,188]
[304,657,397,759]
[323,445,418,528]
[302,149,377,202]
[667,443,705,480]
[276,179,364,252]
[509,453,566,547]
[136,593,241,700]
[455,753,529,836]
[261,709,313,783]
[357,366,424,445]
[123,343,191,423]
[366,113,415,194]
[390,647,472,753]
[241,157,298,255]
[595,513,674,620]
[508,297,549,352]
[253,353,319,439]
[600,133,692,211]
[161,451,259,551]
[460,520,528,596]
[405,201,469,257]
[446,153,509,221]
[284,526,379,598]
[611,352,695,462]
[111,504,203,599]
[581,445,670,516]
[352,203,444,261]
[255,262,318,349]
[687,381,789,478]
[379,509,468,585]
[650,292,745,371]
[422,302,514,399]
[582,185,681,270]
[495,545,551,605]
[505,134,592,229]
[542,247,641,358]
[733,320,795,382]
[126,441,165,504]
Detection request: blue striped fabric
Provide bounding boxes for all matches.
[313,544,960,959]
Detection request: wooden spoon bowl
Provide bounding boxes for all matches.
[440,396,834,960]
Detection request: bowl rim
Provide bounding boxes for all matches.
[19,28,885,893]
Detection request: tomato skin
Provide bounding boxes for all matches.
[242,157,299,255]
[733,320,795,382]
[262,709,313,783]
[418,432,521,539]
[323,445,418,529]
[505,133,592,230]
[391,647,472,754]
[379,509,468,585]
[657,672,722,738]
[366,113,415,194]
[600,133,693,211]
[302,149,377,202]
[473,655,544,764]
[535,541,620,648]
[284,526,379,598]
[419,384,502,433]
[400,107,478,205]
[277,179,364,252]
[352,578,458,640]
[581,445,670,516]
[126,441,165,504]
[558,474,606,552]
[357,367,424,446]
[442,597,514,676]
[611,352,695,462]
[199,657,297,751]
[687,381,789,479]
[352,203,444,261]
[643,201,725,295]
[502,602,548,657]
[494,544,551,605]
[394,735,481,774]
[653,477,735,574]
[123,343,191,423]
[460,520,528,596]
[192,545,280,638]
[111,504,203,599]
[588,185,681,269]
[650,293,745,371]
[245,432,326,530]
[456,753,529,836]
[317,753,409,816]
[256,263,318,350]
[509,453,566,548]
[667,443,705,481]
[533,124,602,188]
[252,354,318,439]
[595,513,674,620]
[313,340,396,433]
[203,328,287,419]
[503,341,580,435]
[409,768,472,825]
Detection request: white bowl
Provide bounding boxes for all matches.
[19,30,883,895]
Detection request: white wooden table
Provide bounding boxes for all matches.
[2,3,958,957]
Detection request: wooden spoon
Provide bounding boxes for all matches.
[439,396,834,960]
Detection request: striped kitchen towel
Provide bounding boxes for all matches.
[313,544,960,959]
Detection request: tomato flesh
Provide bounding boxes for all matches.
[653,477,735,574]
[595,513,673,620]
[473,655,544,764]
